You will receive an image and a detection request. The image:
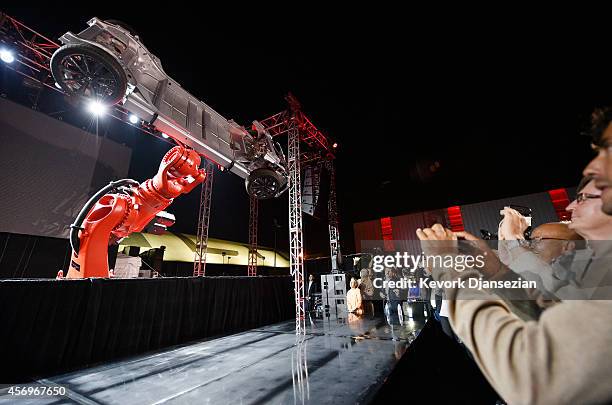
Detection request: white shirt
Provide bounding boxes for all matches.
[439,299,450,318]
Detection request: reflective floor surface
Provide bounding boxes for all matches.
[0,313,425,405]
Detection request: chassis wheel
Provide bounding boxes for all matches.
[51,43,127,105]
[246,168,284,199]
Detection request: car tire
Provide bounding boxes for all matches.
[245,168,284,199]
[51,43,127,105]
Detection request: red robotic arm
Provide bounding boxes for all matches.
[66,146,206,278]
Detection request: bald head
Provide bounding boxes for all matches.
[531,223,582,241]
[529,222,582,264]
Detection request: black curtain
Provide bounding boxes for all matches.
[0,276,294,382]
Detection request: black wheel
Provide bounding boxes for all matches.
[51,43,127,105]
[246,168,284,199]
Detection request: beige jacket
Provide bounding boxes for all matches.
[432,265,612,405]
[346,287,362,313]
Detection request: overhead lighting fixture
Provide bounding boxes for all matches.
[161,132,169,139]
[128,114,139,124]
[332,142,338,148]
[0,48,15,64]
[87,100,107,116]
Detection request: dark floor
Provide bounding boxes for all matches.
[0,313,425,404]
[373,319,501,405]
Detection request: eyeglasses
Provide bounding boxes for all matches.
[576,193,601,204]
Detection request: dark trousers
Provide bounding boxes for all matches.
[306,294,316,312]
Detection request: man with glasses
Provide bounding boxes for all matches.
[584,107,612,215]
[566,177,609,241]
[496,175,612,300]
[527,223,581,264]
[576,191,600,203]
[498,209,580,266]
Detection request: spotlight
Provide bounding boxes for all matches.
[332,142,338,148]
[87,100,107,116]
[0,48,15,64]
[161,132,169,139]
[128,114,139,124]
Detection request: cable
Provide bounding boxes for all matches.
[0,233,10,267]
[13,236,29,278]
[20,238,37,278]
[69,178,140,254]
[139,257,162,277]
[62,243,70,272]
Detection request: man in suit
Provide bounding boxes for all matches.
[306,274,318,312]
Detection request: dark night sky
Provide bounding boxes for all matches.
[4,6,611,255]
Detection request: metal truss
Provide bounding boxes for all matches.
[326,160,341,273]
[288,118,306,334]
[247,194,258,276]
[0,13,175,143]
[259,94,344,333]
[259,94,336,164]
[0,12,59,92]
[193,161,215,276]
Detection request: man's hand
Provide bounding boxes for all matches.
[454,230,491,254]
[498,207,529,240]
[417,226,505,279]
[416,223,458,256]
[454,230,505,279]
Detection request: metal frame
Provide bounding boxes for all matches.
[247,194,258,276]
[0,13,59,92]
[193,161,215,276]
[0,14,176,144]
[259,94,343,334]
[288,118,306,334]
[326,160,341,273]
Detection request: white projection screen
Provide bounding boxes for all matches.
[0,97,131,239]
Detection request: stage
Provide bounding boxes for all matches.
[1,314,425,404]
[0,276,295,383]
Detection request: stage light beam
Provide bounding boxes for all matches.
[87,100,107,116]
[0,48,15,64]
